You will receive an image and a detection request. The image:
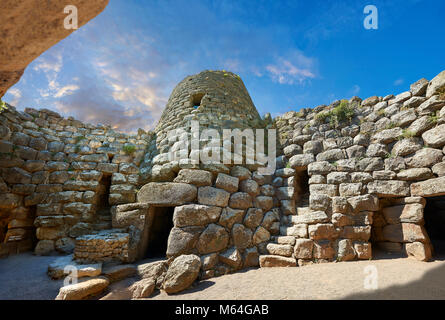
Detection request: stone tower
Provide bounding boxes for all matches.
[155,70,263,136]
[148,70,268,182]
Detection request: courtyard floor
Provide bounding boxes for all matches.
[1,252,445,300]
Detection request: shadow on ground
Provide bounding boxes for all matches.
[344,254,445,299]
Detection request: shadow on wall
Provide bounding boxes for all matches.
[343,261,445,299]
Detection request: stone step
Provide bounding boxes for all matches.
[296,206,312,215]
[280,225,307,237]
[99,215,112,222]
[288,211,330,225]
[271,235,296,245]
[266,243,293,257]
[259,255,297,267]
[92,222,112,230]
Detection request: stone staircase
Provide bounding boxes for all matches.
[260,193,327,267]
[92,209,113,230]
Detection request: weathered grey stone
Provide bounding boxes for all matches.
[55,277,109,300]
[418,95,445,114]
[405,148,443,168]
[313,240,335,259]
[309,184,338,197]
[308,224,338,240]
[167,226,202,257]
[411,176,445,197]
[289,153,315,170]
[229,192,253,209]
[290,211,329,225]
[173,169,212,186]
[232,224,252,249]
[219,247,242,269]
[337,239,356,261]
[219,207,245,229]
[426,70,445,98]
[382,223,428,242]
[259,255,296,267]
[34,240,55,255]
[230,166,251,181]
[392,138,423,157]
[372,128,403,144]
[48,255,102,279]
[137,182,197,206]
[382,204,424,224]
[102,264,137,283]
[347,194,379,213]
[367,180,410,197]
[316,149,346,162]
[252,226,270,244]
[339,183,363,197]
[173,204,221,227]
[254,196,273,212]
[243,208,263,229]
[197,186,230,207]
[163,254,201,294]
[129,278,156,299]
[410,78,429,96]
[239,179,260,196]
[397,168,432,181]
[422,124,445,148]
[405,242,432,261]
[243,247,259,268]
[215,173,239,193]
[283,144,302,157]
[391,91,411,104]
[266,243,293,257]
[432,162,445,176]
[197,224,229,254]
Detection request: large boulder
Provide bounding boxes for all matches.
[163,255,201,294]
[137,182,197,206]
[0,0,109,97]
[422,124,445,148]
[426,70,445,98]
[411,176,445,197]
[48,255,102,280]
[196,224,229,254]
[173,204,221,227]
[173,169,212,186]
[55,277,109,300]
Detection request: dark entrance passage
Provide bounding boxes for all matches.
[295,170,310,206]
[146,207,174,258]
[424,196,445,256]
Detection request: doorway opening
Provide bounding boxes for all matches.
[146,206,174,258]
[370,198,405,259]
[424,196,445,256]
[295,170,310,207]
[96,174,112,229]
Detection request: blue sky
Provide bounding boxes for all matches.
[4,0,445,132]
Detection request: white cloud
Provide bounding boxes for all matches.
[351,85,360,95]
[6,88,22,105]
[394,78,404,86]
[54,85,80,98]
[266,53,316,85]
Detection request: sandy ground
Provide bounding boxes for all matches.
[2,252,445,300]
[151,254,445,300]
[0,253,64,300]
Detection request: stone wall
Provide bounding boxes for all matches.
[0,106,152,257]
[1,69,444,283]
[267,70,445,264]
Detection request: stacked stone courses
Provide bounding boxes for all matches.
[0,69,445,280]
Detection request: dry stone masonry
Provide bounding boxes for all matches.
[1,69,445,297]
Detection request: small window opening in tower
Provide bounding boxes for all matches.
[191,93,204,109]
